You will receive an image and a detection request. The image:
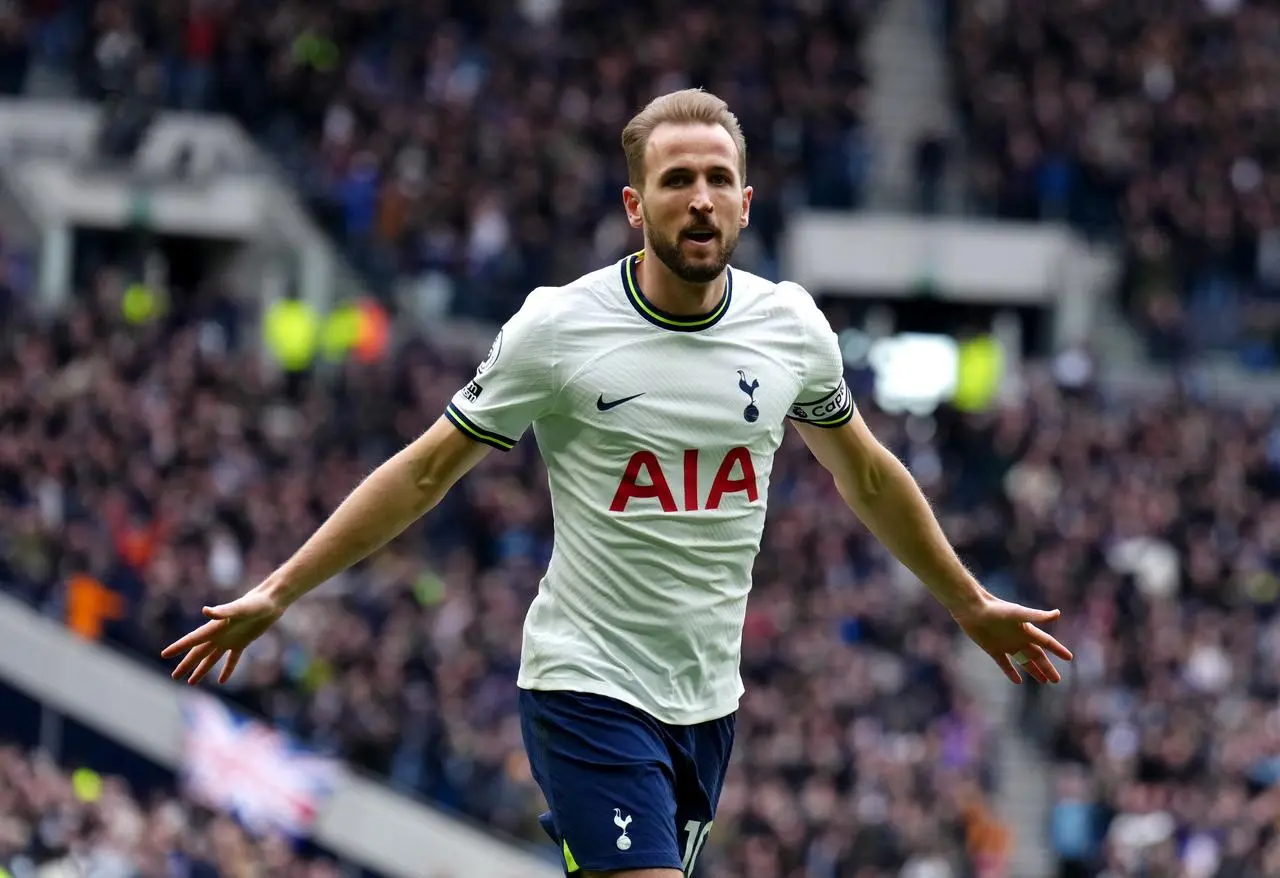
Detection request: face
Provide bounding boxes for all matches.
[624,123,752,284]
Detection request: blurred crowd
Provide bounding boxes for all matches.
[8,0,1277,361]
[0,743,342,878]
[0,273,1000,878]
[7,0,875,321]
[946,0,1280,364]
[994,391,1280,878]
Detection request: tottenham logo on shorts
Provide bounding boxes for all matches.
[476,330,503,375]
[737,370,760,423]
[613,809,633,851]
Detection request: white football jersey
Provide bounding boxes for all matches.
[446,252,854,725]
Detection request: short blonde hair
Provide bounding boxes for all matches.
[621,88,747,188]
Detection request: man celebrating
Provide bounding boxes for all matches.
[164,89,1071,877]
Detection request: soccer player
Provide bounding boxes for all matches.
[163,89,1073,877]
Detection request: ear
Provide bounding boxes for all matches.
[739,185,753,229]
[622,186,644,230]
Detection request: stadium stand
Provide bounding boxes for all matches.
[940,6,1280,871]
[0,742,342,878]
[44,0,874,322]
[945,0,1280,365]
[1029,396,1280,878]
[2,2,1278,878]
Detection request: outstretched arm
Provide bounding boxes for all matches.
[163,417,489,684]
[165,286,560,685]
[793,412,1073,685]
[265,416,488,605]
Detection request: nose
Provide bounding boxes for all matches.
[689,181,714,215]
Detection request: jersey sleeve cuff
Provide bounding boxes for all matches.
[787,380,854,428]
[444,403,518,451]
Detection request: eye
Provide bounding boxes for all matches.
[710,173,731,185]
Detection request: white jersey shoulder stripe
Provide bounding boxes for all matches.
[444,402,517,450]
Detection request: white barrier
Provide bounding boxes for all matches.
[0,591,560,878]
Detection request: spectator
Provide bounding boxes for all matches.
[0,3,29,96]
[913,131,949,216]
[1050,767,1102,878]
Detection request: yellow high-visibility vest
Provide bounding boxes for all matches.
[72,767,104,803]
[264,299,320,372]
[321,302,361,363]
[954,336,1003,412]
[122,283,158,324]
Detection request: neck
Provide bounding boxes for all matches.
[635,247,726,316]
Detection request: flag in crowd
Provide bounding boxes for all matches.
[181,694,341,837]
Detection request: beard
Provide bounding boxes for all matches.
[645,212,738,284]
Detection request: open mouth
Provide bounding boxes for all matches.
[683,229,717,244]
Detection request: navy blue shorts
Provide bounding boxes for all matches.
[518,688,735,876]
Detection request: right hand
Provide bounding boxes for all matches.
[161,587,286,685]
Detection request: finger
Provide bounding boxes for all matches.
[218,649,243,685]
[1024,623,1074,661]
[171,642,217,681]
[1015,606,1061,624]
[202,603,236,620]
[188,648,226,686]
[1033,656,1062,685]
[991,650,1022,685]
[161,619,227,658]
[1010,649,1048,684]
[1021,644,1059,684]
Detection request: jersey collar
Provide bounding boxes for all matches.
[620,251,732,333]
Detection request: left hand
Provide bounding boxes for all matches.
[951,595,1073,685]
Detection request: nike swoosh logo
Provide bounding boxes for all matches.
[596,393,645,412]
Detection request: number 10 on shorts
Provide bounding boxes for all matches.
[682,820,713,873]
